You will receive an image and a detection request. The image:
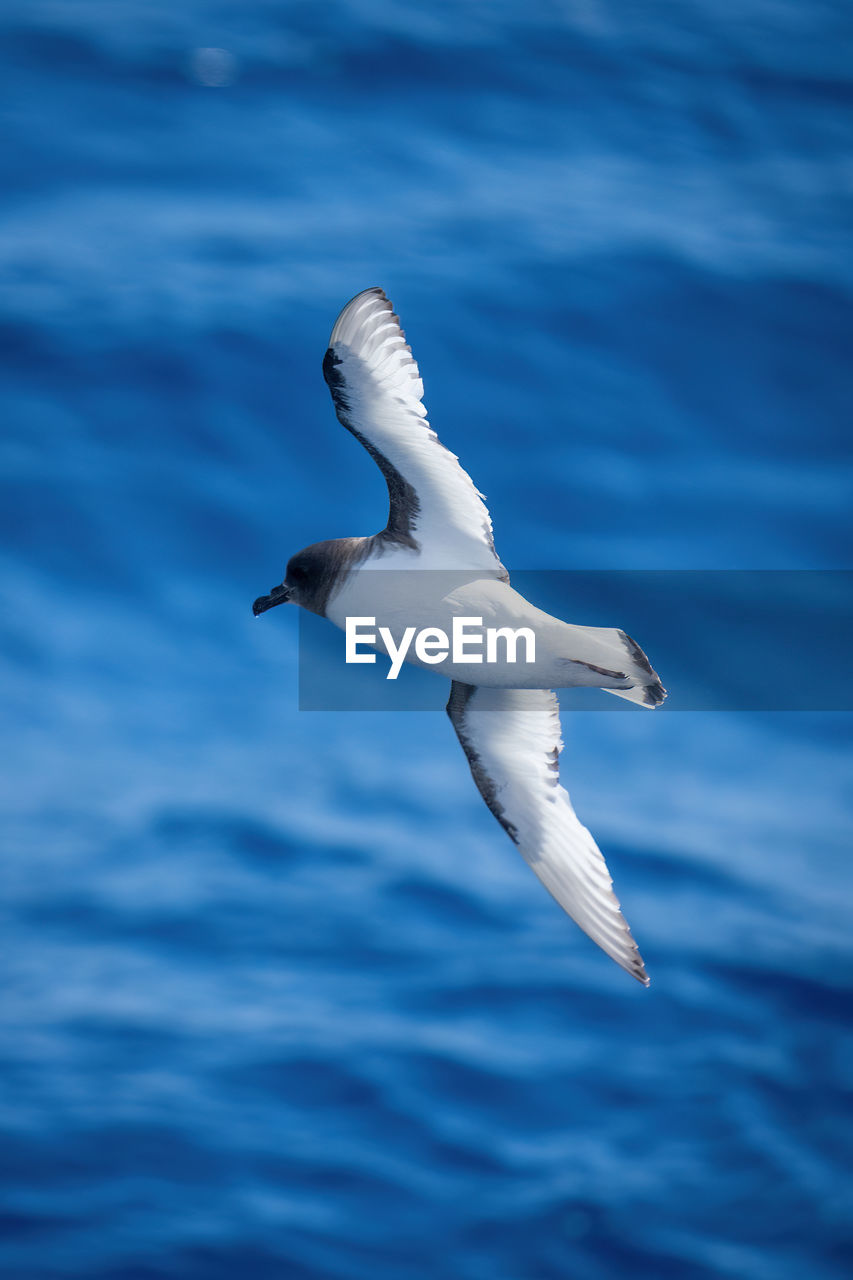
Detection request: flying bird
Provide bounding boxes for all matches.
[253,288,664,984]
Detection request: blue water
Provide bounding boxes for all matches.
[2,3,852,1277]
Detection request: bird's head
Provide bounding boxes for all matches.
[252,544,333,617]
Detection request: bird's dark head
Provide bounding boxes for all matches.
[253,540,361,618]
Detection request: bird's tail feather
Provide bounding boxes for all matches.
[605,630,666,708]
[604,681,666,708]
[559,627,666,708]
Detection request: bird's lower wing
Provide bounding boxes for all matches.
[446,682,649,985]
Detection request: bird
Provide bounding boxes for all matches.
[253,287,665,984]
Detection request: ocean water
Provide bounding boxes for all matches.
[2,3,852,1277]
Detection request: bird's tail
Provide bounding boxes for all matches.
[603,630,666,708]
[559,627,666,708]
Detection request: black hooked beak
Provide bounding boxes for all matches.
[252,583,292,616]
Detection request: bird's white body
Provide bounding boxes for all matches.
[326,561,650,696]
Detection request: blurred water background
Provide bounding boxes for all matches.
[2,2,852,1277]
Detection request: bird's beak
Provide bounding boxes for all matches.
[252,583,292,616]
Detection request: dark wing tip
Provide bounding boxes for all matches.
[644,681,667,707]
[322,347,353,425]
[322,345,343,386]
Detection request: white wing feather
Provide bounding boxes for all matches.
[325,288,507,575]
[448,683,649,984]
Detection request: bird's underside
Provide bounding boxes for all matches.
[308,287,664,982]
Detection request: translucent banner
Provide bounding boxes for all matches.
[296,570,853,712]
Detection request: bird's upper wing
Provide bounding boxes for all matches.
[447,682,649,984]
[323,288,507,577]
